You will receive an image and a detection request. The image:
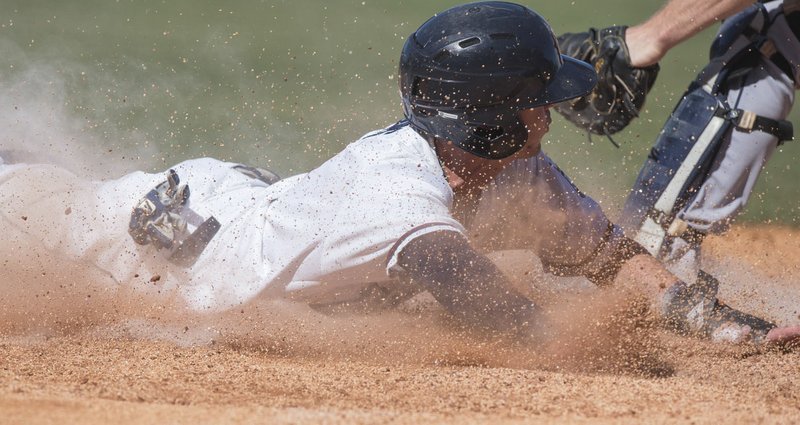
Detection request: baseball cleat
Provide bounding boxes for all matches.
[660,271,796,347]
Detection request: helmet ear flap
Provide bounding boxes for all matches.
[458,111,528,159]
[410,77,424,98]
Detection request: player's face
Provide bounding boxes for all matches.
[517,106,550,158]
[436,106,550,191]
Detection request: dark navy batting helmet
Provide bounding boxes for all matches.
[399,1,597,159]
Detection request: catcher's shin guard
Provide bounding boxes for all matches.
[620,2,795,258]
[618,87,733,256]
[620,85,793,257]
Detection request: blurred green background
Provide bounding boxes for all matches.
[1,0,797,225]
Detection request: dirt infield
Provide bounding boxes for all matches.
[1,225,799,424]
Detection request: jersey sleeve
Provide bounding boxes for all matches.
[343,155,465,276]
[302,138,465,283]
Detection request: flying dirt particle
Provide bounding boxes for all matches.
[150,275,161,283]
[21,216,27,221]
[64,207,72,215]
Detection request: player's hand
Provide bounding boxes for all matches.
[765,325,800,348]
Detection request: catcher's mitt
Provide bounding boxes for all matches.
[554,26,660,138]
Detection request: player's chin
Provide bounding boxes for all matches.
[517,140,542,158]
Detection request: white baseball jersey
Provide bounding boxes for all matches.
[0,123,614,313]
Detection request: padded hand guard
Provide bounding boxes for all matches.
[554,26,660,136]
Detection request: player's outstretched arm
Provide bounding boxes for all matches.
[396,230,538,336]
[626,0,753,66]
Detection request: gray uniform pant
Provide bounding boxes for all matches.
[662,2,797,283]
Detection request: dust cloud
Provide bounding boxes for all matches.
[0,242,668,378]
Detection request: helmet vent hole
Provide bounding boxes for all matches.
[458,37,481,48]
[473,125,504,141]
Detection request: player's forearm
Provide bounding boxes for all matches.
[396,230,538,334]
[627,0,753,66]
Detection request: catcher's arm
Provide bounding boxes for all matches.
[627,0,754,67]
[554,0,752,138]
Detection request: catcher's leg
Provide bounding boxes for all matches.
[663,59,795,282]
[622,0,797,283]
[676,62,794,233]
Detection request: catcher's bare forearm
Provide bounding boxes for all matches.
[627,0,753,66]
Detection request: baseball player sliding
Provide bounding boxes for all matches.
[1,2,798,347]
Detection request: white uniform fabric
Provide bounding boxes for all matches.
[1,123,613,313]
